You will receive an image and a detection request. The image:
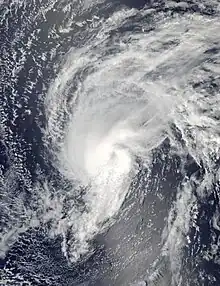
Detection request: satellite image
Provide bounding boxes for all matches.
[1,0,220,285]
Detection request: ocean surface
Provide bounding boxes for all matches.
[1,1,220,285]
